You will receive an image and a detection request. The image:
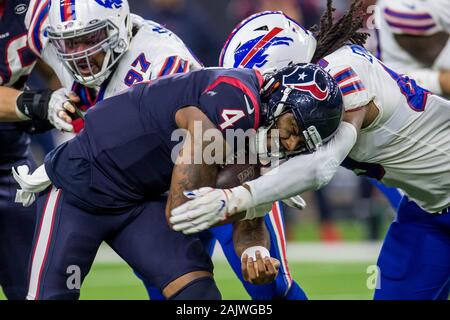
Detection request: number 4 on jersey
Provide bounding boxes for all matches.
[220,109,245,130]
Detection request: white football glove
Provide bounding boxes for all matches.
[282,195,306,210]
[170,186,254,234]
[48,88,75,132]
[12,164,51,207]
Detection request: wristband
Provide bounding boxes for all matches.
[241,246,270,261]
[16,89,53,121]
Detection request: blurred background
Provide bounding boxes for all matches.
[21,0,396,299]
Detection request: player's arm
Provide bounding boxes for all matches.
[381,1,450,95]
[165,106,224,223]
[394,33,448,67]
[233,218,280,285]
[0,85,59,124]
[0,87,25,121]
[394,33,450,95]
[243,105,370,207]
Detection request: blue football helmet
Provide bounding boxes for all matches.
[258,63,344,157]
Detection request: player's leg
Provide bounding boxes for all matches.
[0,175,36,299]
[108,196,220,300]
[0,157,36,300]
[211,202,308,300]
[374,197,450,300]
[27,186,112,300]
[136,229,217,300]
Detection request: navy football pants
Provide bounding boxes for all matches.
[27,186,214,300]
[0,158,36,300]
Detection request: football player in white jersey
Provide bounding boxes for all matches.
[25,0,307,300]
[376,0,450,97]
[170,2,450,300]
[26,0,202,133]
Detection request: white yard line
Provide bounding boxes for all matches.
[94,241,383,264]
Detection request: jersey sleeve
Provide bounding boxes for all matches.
[321,47,376,112]
[25,0,50,58]
[198,70,263,132]
[381,0,448,36]
[145,20,203,80]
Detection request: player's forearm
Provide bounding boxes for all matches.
[167,107,224,221]
[0,86,23,121]
[232,217,269,257]
[245,121,358,206]
[439,70,450,96]
[166,160,219,222]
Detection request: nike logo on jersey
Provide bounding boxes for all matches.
[0,32,10,39]
[244,94,254,114]
[206,91,217,96]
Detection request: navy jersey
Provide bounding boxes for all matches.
[45,68,263,212]
[0,0,38,171]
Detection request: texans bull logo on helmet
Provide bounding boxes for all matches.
[234,27,293,69]
[282,66,330,101]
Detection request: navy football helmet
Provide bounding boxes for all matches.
[258,63,343,157]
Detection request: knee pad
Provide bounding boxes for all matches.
[169,277,221,300]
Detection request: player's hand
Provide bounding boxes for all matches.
[170,186,254,234]
[282,195,306,210]
[170,187,229,234]
[242,251,280,285]
[48,88,80,132]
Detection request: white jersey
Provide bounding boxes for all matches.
[321,45,450,213]
[32,14,202,99]
[375,0,450,74]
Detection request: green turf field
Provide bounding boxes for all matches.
[0,260,376,300]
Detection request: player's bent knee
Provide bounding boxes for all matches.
[168,276,221,300]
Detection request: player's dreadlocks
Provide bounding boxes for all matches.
[310,0,370,63]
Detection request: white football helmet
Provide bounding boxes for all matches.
[219,11,317,74]
[46,0,132,87]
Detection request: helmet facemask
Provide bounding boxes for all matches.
[257,84,307,163]
[47,19,129,88]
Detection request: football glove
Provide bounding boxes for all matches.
[170,186,254,234]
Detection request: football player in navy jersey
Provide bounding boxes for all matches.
[13,64,343,300]
[0,0,79,299]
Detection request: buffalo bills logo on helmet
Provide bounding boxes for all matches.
[94,0,123,9]
[234,27,293,69]
[282,66,329,101]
